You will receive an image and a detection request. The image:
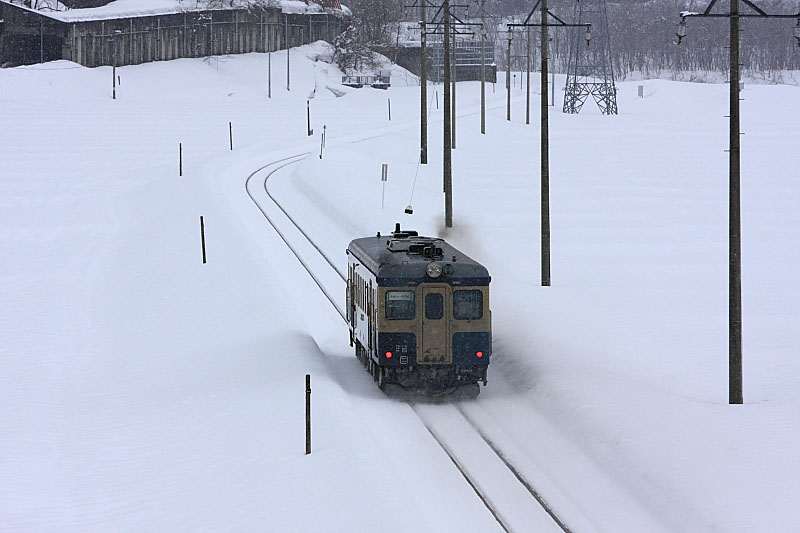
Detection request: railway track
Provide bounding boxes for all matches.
[244,153,575,533]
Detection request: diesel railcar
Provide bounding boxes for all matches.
[347,224,492,398]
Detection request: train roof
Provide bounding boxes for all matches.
[347,226,490,286]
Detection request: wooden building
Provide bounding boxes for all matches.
[0,1,349,67]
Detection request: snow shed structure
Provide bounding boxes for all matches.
[0,1,349,67]
[392,22,497,84]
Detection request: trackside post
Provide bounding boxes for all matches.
[305,374,311,455]
[200,216,207,264]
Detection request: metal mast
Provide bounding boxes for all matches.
[563,0,618,115]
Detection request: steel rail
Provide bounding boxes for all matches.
[456,405,573,533]
[243,105,574,533]
[412,405,513,533]
[244,153,345,320]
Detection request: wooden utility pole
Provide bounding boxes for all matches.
[728,0,743,405]
[540,0,551,286]
[509,2,589,288]
[420,2,428,164]
[443,0,453,228]
[677,0,798,405]
[526,27,531,125]
[451,24,457,149]
[480,0,486,134]
[506,30,512,121]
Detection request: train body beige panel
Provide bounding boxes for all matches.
[376,284,489,364]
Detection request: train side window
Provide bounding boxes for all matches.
[386,291,415,320]
[453,290,483,320]
[425,293,443,320]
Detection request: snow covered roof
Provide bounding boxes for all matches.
[1,0,350,23]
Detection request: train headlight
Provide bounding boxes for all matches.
[426,262,442,278]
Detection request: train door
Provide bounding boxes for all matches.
[420,285,451,364]
[368,280,374,354]
[347,265,353,324]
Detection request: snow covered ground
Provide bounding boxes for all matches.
[1,42,798,531]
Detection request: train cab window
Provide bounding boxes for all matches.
[425,293,444,320]
[453,290,483,320]
[386,291,415,320]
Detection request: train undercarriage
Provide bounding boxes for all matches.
[355,341,484,401]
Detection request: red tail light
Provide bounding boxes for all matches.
[476,351,483,358]
[385,351,393,359]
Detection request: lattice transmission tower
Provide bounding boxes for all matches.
[563,0,618,115]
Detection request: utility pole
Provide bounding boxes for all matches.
[526,27,531,125]
[509,1,591,287]
[451,23,457,149]
[729,0,741,403]
[285,15,291,92]
[541,0,550,286]
[676,0,800,405]
[418,0,473,226]
[480,0,486,135]
[443,0,453,228]
[421,2,428,164]
[506,30,512,121]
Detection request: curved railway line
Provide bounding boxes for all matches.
[244,153,574,533]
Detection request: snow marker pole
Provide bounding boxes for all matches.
[305,374,311,455]
[179,143,182,176]
[229,122,233,150]
[200,216,207,264]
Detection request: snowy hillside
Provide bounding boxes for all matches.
[1,41,798,531]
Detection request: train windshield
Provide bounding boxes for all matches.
[425,293,444,320]
[453,290,483,320]
[386,291,415,320]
